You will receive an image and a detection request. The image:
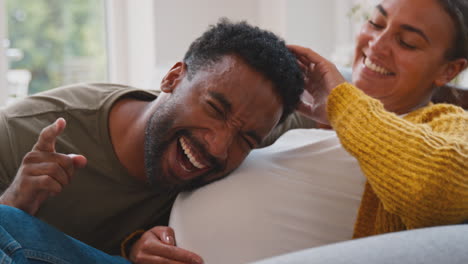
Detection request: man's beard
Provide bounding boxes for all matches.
[143,102,225,194]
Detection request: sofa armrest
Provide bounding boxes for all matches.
[431,85,468,110]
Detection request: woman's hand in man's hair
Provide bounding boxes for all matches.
[288,45,346,125]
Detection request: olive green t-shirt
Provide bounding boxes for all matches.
[0,83,177,254]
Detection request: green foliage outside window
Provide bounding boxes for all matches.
[7,0,107,94]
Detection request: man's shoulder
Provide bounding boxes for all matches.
[2,83,160,118]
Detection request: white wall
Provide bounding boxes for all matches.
[153,0,348,65]
[154,0,259,66]
[284,0,337,57]
[151,0,347,87]
[113,0,468,90]
[283,0,358,64]
[258,0,286,37]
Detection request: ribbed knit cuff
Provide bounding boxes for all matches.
[327,82,368,128]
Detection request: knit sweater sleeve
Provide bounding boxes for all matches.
[328,82,468,228]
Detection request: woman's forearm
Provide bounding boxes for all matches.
[328,82,468,228]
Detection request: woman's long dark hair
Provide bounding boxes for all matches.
[437,0,468,60]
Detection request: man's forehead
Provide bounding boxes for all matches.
[190,55,274,92]
[189,54,243,81]
[186,54,283,123]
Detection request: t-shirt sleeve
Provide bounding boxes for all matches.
[0,112,16,193]
[261,112,316,147]
[0,164,9,193]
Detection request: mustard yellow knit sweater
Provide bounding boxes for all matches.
[327,82,468,238]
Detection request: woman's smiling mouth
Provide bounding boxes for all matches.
[363,56,395,76]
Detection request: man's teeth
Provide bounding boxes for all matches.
[364,57,392,75]
[180,137,206,169]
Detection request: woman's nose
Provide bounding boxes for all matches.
[368,30,392,56]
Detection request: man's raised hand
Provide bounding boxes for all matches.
[0,118,87,215]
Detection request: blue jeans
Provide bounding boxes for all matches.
[0,205,130,264]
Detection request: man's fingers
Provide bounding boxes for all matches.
[143,244,203,264]
[33,175,63,194]
[151,226,176,246]
[68,154,87,169]
[131,227,203,264]
[132,255,187,264]
[24,162,70,187]
[23,152,78,182]
[142,230,203,264]
[33,118,66,152]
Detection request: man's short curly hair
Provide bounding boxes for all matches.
[183,19,304,123]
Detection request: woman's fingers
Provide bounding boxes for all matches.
[288,44,326,65]
[296,100,315,117]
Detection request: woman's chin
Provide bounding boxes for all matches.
[353,76,395,100]
[353,81,379,98]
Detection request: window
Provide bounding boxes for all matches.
[5,0,108,101]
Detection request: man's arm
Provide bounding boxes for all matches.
[0,167,9,196]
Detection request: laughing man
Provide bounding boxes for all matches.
[0,20,304,263]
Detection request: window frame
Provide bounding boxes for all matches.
[106,0,156,89]
[0,0,8,106]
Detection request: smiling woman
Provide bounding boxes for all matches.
[292,0,468,234]
[352,0,467,114]
[283,0,468,236]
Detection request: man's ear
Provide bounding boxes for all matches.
[434,58,467,87]
[160,62,187,93]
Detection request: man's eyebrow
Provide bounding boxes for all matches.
[245,130,262,146]
[376,4,388,17]
[208,91,232,114]
[207,91,261,145]
[400,24,430,43]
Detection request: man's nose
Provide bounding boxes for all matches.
[204,126,235,160]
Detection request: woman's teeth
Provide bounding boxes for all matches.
[180,137,206,169]
[364,57,392,75]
